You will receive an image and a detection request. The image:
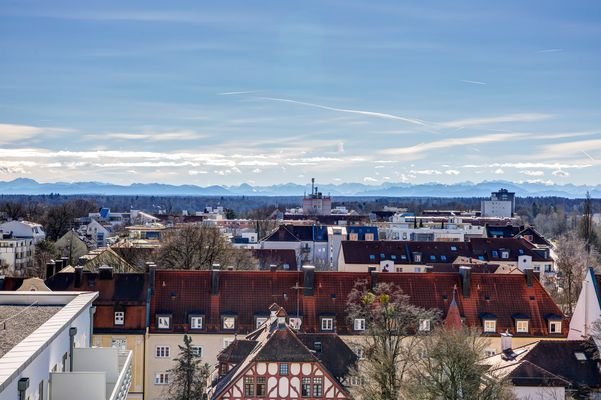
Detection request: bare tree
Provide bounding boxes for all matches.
[555,233,595,315]
[32,239,58,278]
[158,225,255,270]
[346,281,438,400]
[407,327,515,400]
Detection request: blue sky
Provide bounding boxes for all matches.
[0,0,600,186]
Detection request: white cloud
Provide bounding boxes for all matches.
[363,177,378,183]
[105,130,205,141]
[188,170,207,175]
[494,168,505,174]
[520,170,545,176]
[0,123,71,144]
[252,168,262,173]
[444,169,460,175]
[438,113,552,129]
[552,170,569,177]
[383,133,521,156]
[463,162,592,170]
[410,169,442,175]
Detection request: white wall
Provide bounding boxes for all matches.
[50,372,106,400]
[569,268,601,340]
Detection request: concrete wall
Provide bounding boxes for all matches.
[94,334,145,397]
[50,372,106,400]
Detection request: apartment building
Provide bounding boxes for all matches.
[45,268,147,399]
[143,267,566,400]
[0,290,132,400]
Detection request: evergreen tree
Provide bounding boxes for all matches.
[166,335,210,400]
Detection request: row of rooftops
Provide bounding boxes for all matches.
[340,237,552,264]
[0,265,566,338]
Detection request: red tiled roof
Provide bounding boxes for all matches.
[149,270,566,337]
[46,271,148,331]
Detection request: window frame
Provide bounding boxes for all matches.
[244,376,254,397]
[279,363,289,376]
[516,320,529,333]
[353,318,366,331]
[549,321,562,334]
[483,319,497,333]
[189,315,204,330]
[256,377,266,396]
[191,345,203,357]
[114,311,125,326]
[155,372,169,385]
[321,317,334,331]
[157,314,171,330]
[419,319,431,332]
[155,345,170,358]
[222,315,236,330]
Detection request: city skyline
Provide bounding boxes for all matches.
[1,1,600,186]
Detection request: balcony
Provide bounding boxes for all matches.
[49,348,132,400]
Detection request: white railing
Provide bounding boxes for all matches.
[109,351,133,400]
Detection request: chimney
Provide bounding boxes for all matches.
[459,266,472,298]
[226,266,234,271]
[99,265,113,280]
[0,275,4,290]
[370,270,379,290]
[148,263,156,292]
[74,266,84,288]
[501,331,513,352]
[525,268,534,287]
[46,262,56,279]
[211,269,220,295]
[61,256,70,267]
[367,266,376,274]
[303,265,315,296]
[54,259,64,273]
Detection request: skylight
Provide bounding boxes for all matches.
[574,352,587,361]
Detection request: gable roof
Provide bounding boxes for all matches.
[212,312,354,400]
[262,225,328,242]
[150,270,566,337]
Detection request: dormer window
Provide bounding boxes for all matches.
[516,320,529,333]
[419,319,431,332]
[255,317,268,329]
[189,315,204,330]
[414,253,422,263]
[549,320,562,334]
[483,319,497,333]
[114,311,124,326]
[289,317,302,330]
[354,318,366,331]
[321,317,334,331]
[222,316,236,330]
[501,251,509,259]
[157,315,171,330]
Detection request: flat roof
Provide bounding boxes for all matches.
[0,292,98,392]
[0,305,62,358]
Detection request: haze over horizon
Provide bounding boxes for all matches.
[1,1,600,187]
